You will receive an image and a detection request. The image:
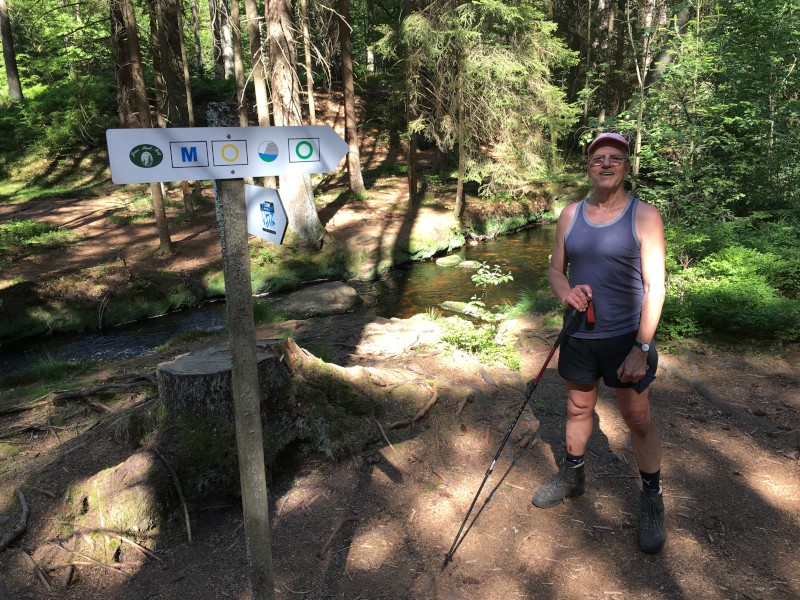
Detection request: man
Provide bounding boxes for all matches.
[531,132,667,554]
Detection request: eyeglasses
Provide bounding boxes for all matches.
[588,155,628,167]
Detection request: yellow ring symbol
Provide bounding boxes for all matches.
[221,143,239,163]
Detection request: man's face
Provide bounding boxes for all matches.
[587,143,630,193]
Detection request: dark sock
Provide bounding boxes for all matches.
[566,452,584,466]
[640,470,661,492]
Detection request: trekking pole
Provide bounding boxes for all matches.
[442,307,584,568]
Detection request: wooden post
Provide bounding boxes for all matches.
[215,178,275,600]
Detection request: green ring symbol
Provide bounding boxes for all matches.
[295,140,314,160]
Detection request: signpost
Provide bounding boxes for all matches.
[106,125,349,184]
[107,124,348,600]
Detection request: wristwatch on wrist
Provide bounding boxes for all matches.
[634,340,650,353]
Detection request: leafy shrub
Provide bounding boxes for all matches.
[0,220,59,247]
[663,244,800,340]
[440,316,521,369]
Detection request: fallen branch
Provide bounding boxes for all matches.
[374,419,400,457]
[0,399,52,416]
[411,386,438,424]
[317,516,359,558]
[456,392,473,416]
[87,401,115,414]
[386,385,438,430]
[148,445,192,544]
[0,424,48,440]
[98,372,156,385]
[20,551,51,592]
[76,529,161,562]
[0,490,29,552]
[48,542,131,578]
[17,380,154,409]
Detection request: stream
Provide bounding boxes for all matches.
[0,225,555,377]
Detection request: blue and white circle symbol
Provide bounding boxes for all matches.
[258,141,279,163]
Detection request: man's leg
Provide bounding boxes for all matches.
[616,387,666,553]
[615,387,661,472]
[532,382,597,508]
[565,382,599,457]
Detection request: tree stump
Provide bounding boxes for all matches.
[156,339,292,420]
[154,337,382,497]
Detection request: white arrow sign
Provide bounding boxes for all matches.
[244,184,288,245]
[106,126,349,184]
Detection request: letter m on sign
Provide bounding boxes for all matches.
[181,146,198,163]
[169,141,208,168]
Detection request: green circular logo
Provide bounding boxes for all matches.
[130,144,164,168]
[295,140,314,160]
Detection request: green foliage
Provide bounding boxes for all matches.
[438,261,521,368]
[0,220,59,247]
[252,302,289,325]
[662,221,800,341]
[505,282,561,319]
[469,262,513,312]
[0,349,94,388]
[440,316,520,370]
[0,77,117,166]
[380,0,578,199]
[613,2,800,223]
[0,220,81,267]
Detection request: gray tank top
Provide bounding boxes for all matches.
[565,196,643,338]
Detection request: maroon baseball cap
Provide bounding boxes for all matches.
[587,132,629,155]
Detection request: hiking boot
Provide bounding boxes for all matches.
[639,487,667,554]
[531,462,585,508]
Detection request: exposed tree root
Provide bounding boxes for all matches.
[0,491,28,552]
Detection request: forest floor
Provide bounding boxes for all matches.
[1,106,799,599]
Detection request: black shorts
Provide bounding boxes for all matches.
[557,331,658,388]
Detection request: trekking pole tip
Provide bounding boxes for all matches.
[442,553,453,569]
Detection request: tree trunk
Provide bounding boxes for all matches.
[454,100,465,219]
[190,0,204,76]
[230,0,249,126]
[267,0,323,248]
[300,0,316,124]
[147,0,168,127]
[244,0,270,127]
[403,0,418,204]
[111,0,137,127]
[0,0,23,101]
[208,0,224,77]
[212,0,235,78]
[337,0,366,195]
[177,1,197,216]
[158,0,190,127]
[114,0,173,253]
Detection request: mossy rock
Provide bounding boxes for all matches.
[435,255,463,267]
[61,452,174,555]
[457,260,482,269]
